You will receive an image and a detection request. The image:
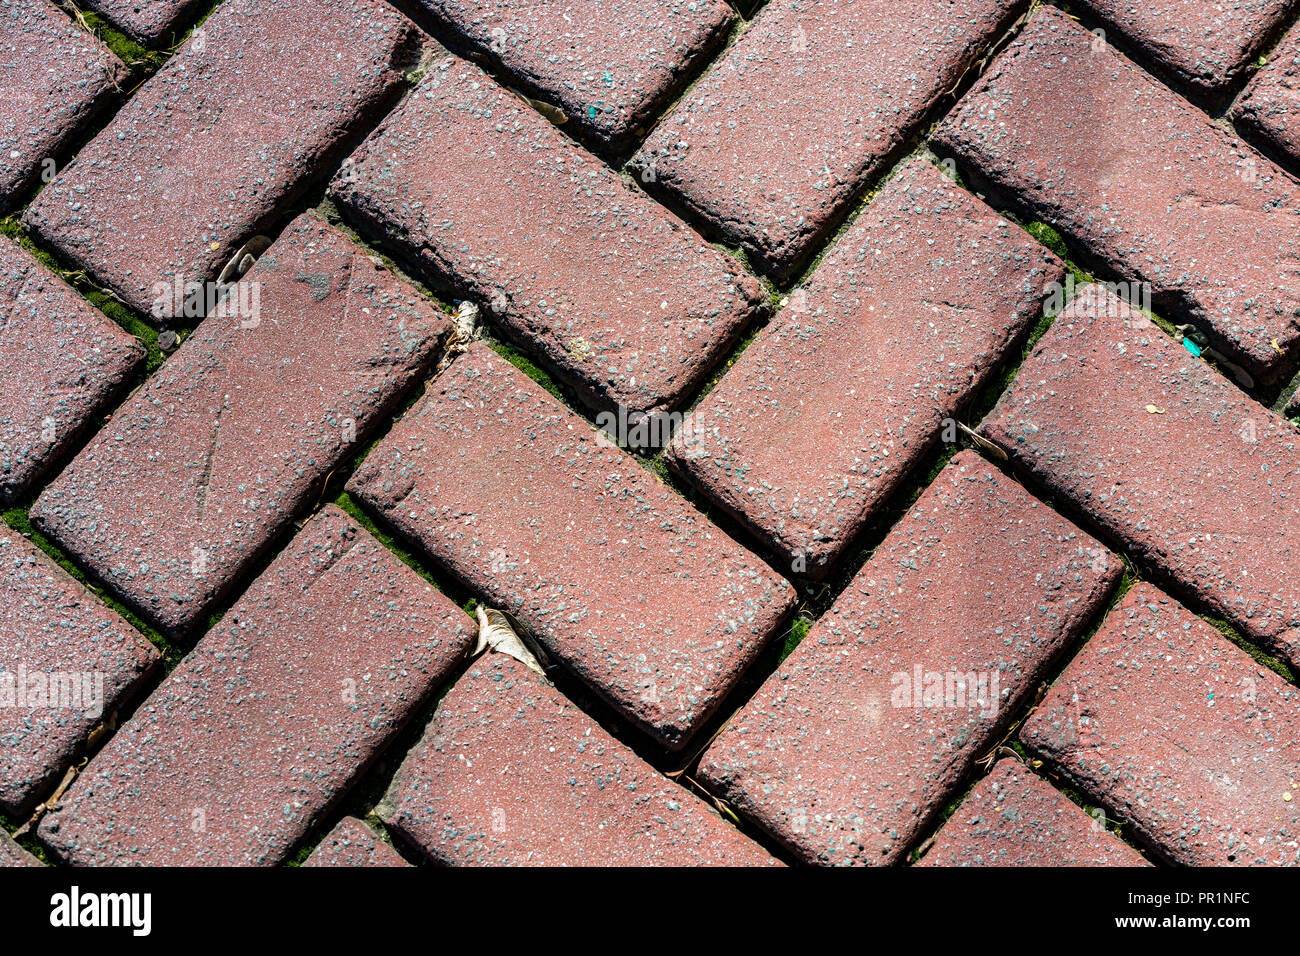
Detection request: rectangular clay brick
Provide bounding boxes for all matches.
[980,282,1300,673]
[1,529,160,816]
[0,0,126,211]
[413,0,733,155]
[330,54,767,416]
[347,342,796,750]
[0,829,40,867]
[304,817,409,867]
[698,451,1119,866]
[31,212,448,636]
[382,653,779,866]
[665,159,1063,576]
[1021,583,1300,866]
[629,0,1026,280]
[1074,0,1297,100]
[0,234,144,505]
[77,0,205,46]
[37,505,476,866]
[22,0,422,321]
[917,759,1148,867]
[933,6,1300,384]
[1234,22,1300,167]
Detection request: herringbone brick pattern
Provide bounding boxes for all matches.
[2,0,1299,867]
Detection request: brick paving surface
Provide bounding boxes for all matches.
[37,506,474,865]
[666,159,1062,575]
[0,0,126,212]
[0,829,39,867]
[0,234,144,505]
[349,343,794,749]
[1022,584,1300,867]
[331,55,765,416]
[631,0,1024,280]
[917,759,1148,867]
[699,451,1118,865]
[413,0,733,155]
[934,6,1300,384]
[304,817,409,868]
[383,654,778,866]
[23,0,421,321]
[2,0,1299,870]
[0,529,159,816]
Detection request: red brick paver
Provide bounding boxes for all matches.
[698,451,1119,865]
[22,0,422,321]
[1234,22,1300,167]
[37,506,475,866]
[382,654,778,866]
[933,6,1300,383]
[0,830,39,867]
[413,0,733,155]
[665,159,1063,576]
[347,343,795,750]
[1073,0,1298,100]
[31,213,448,635]
[77,0,204,46]
[1021,584,1300,867]
[331,56,765,416]
[917,759,1148,867]
[630,0,1025,280]
[0,0,126,212]
[304,817,409,868]
[981,283,1300,674]
[0,235,144,505]
[0,530,160,816]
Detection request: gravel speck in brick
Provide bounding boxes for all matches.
[980,282,1300,673]
[382,654,779,866]
[0,0,126,211]
[331,55,765,416]
[917,759,1148,867]
[348,343,796,750]
[37,506,475,866]
[1021,583,1300,867]
[699,451,1119,865]
[666,158,1063,576]
[22,0,422,321]
[630,0,1025,280]
[412,0,733,155]
[0,234,144,505]
[933,6,1300,383]
[0,529,159,817]
[31,212,448,636]
[304,817,409,868]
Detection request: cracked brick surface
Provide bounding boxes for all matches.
[331,55,766,416]
[0,0,126,212]
[1072,0,1298,100]
[0,529,160,817]
[933,6,1300,383]
[1022,584,1300,867]
[348,343,796,750]
[981,283,1300,673]
[412,0,733,155]
[665,159,1063,575]
[31,213,448,636]
[0,234,144,505]
[630,0,1026,280]
[1234,21,1300,166]
[22,0,422,321]
[37,506,475,866]
[698,451,1119,866]
[917,759,1148,867]
[382,654,778,866]
[304,817,409,868]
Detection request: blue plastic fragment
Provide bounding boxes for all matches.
[1183,338,1203,357]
